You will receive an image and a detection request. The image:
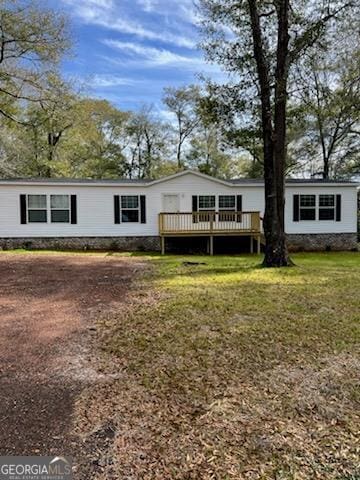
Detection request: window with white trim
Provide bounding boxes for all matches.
[319,194,335,220]
[27,195,47,223]
[300,195,316,220]
[121,195,139,222]
[219,195,236,221]
[51,195,70,223]
[219,195,235,210]
[198,195,215,222]
[198,195,215,210]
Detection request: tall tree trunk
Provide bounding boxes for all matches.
[313,71,329,179]
[248,0,292,267]
[267,0,292,266]
[323,157,330,179]
[177,115,183,168]
[177,135,182,168]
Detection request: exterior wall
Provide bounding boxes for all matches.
[0,236,160,251]
[0,173,357,250]
[285,186,357,234]
[0,184,157,238]
[0,176,265,238]
[287,233,358,252]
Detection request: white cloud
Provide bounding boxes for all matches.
[109,19,195,49]
[62,0,113,18]
[178,4,202,26]
[62,0,196,49]
[157,108,178,123]
[136,0,158,13]
[135,0,200,26]
[102,39,211,69]
[90,74,138,88]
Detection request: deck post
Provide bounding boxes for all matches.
[250,236,253,254]
[209,235,214,256]
[161,236,165,255]
[257,235,261,254]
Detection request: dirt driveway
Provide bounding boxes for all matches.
[0,252,144,458]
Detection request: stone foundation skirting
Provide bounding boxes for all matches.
[0,236,161,252]
[0,233,357,253]
[287,233,358,252]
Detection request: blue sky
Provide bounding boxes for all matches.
[47,0,222,115]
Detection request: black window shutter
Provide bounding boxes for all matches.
[336,194,341,221]
[293,195,300,222]
[70,195,77,224]
[140,195,146,223]
[20,194,27,224]
[236,195,242,222]
[192,196,198,224]
[114,195,120,224]
[236,195,242,212]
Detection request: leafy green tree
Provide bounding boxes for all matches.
[0,115,27,175]
[199,82,301,178]
[163,85,200,168]
[199,0,358,267]
[124,106,170,179]
[292,48,360,179]
[184,96,241,177]
[0,0,70,123]
[60,98,131,178]
[21,73,77,176]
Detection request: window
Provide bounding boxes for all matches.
[198,195,215,222]
[294,194,340,222]
[121,195,139,222]
[198,195,215,210]
[300,195,316,220]
[27,195,47,223]
[319,194,335,220]
[219,195,235,210]
[219,195,236,221]
[51,195,70,223]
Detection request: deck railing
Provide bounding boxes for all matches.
[159,211,261,235]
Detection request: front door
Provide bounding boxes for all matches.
[163,194,179,212]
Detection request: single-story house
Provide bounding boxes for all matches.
[0,170,358,254]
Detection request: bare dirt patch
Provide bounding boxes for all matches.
[0,252,146,463]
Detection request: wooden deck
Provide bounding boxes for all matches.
[159,211,262,254]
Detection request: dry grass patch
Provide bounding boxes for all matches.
[74,252,360,479]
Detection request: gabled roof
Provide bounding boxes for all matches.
[147,169,232,187]
[229,178,358,185]
[0,177,152,185]
[0,169,357,187]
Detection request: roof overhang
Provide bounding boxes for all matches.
[0,170,357,187]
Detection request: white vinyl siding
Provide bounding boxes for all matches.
[0,172,356,237]
[285,187,356,234]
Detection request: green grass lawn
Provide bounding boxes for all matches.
[85,252,359,479]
